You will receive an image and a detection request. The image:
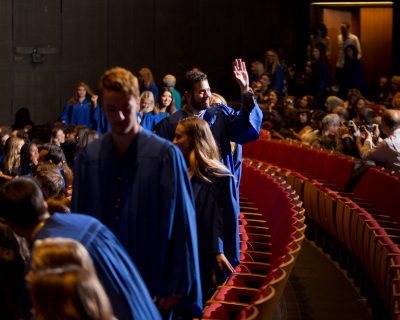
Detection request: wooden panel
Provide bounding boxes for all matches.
[360,7,392,91]
[323,9,353,72]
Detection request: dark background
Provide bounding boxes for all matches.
[0,0,397,125]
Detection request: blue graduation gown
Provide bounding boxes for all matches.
[191,173,239,300]
[154,93,263,190]
[34,213,160,320]
[141,112,170,132]
[71,129,202,311]
[59,97,96,128]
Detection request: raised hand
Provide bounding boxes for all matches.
[91,94,99,108]
[232,58,250,93]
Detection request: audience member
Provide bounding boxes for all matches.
[249,60,265,86]
[19,141,39,176]
[356,109,400,172]
[310,43,331,108]
[325,96,344,113]
[163,74,182,111]
[3,136,24,177]
[28,266,115,320]
[265,49,285,96]
[12,107,34,132]
[308,23,331,60]
[336,22,362,69]
[0,222,30,320]
[142,87,175,131]
[0,176,161,320]
[338,44,366,99]
[28,238,115,320]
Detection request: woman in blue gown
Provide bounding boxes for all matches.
[142,88,175,132]
[173,117,239,301]
[59,82,99,129]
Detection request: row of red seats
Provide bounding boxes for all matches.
[243,139,400,319]
[202,163,306,319]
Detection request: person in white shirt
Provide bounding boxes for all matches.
[356,109,400,173]
[336,22,362,68]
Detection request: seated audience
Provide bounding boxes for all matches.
[28,238,115,320]
[0,177,161,320]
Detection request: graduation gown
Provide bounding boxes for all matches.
[154,93,263,190]
[34,213,160,320]
[59,97,97,128]
[141,112,170,132]
[71,129,202,311]
[191,173,239,299]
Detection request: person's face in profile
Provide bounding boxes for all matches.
[103,90,138,136]
[173,124,192,158]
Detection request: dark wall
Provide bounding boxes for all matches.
[0,0,311,125]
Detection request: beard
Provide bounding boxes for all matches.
[191,97,210,111]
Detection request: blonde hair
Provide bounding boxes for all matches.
[99,67,140,99]
[4,136,24,176]
[265,50,281,76]
[178,117,232,183]
[210,92,227,105]
[140,91,155,113]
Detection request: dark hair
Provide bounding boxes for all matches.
[183,71,208,94]
[12,107,34,131]
[345,45,358,59]
[0,177,47,228]
[341,22,350,29]
[357,107,374,125]
[0,222,29,320]
[42,144,65,165]
[19,142,37,175]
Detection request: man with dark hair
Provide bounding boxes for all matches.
[72,67,202,317]
[0,176,161,320]
[155,59,262,187]
[357,109,400,172]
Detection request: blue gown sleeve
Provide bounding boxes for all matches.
[89,226,161,320]
[157,145,202,308]
[59,102,72,123]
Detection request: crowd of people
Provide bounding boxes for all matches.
[0,20,399,319]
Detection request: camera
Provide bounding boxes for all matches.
[344,121,354,128]
[360,124,375,132]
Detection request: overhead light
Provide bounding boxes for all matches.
[311,2,393,6]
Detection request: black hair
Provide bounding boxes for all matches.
[182,71,208,94]
[0,177,46,228]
